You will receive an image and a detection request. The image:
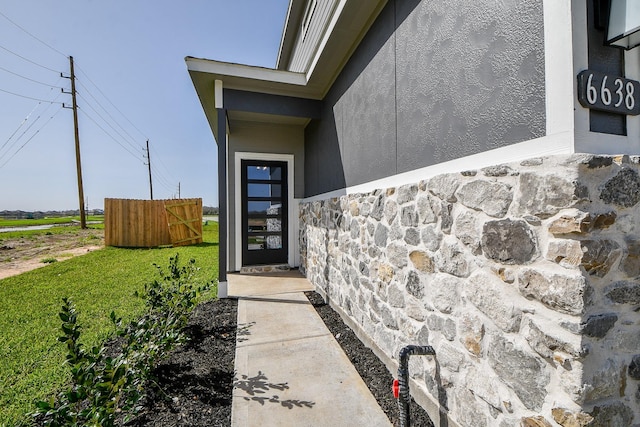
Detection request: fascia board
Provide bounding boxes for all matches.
[186,0,388,100]
[186,57,307,87]
[277,0,304,70]
[305,0,348,81]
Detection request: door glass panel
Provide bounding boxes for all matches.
[269,167,282,180]
[247,235,283,250]
[247,201,282,216]
[248,218,267,232]
[247,236,265,251]
[266,235,282,250]
[247,218,282,233]
[248,166,282,181]
[266,217,282,233]
[248,183,282,198]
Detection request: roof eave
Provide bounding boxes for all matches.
[186,0,390,108]
[276,0,306,70]
[186,57,315,103]
[187,57,307,87]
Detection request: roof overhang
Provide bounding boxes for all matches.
[187,59,310,99]
[276,0,307,70]
[186,0,388,133]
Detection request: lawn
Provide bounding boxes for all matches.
[0,216,104,228]
[0,222,219,426]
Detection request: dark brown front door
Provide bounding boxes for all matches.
[241,160,288,266]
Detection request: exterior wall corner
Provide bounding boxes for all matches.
[299,153,640,425]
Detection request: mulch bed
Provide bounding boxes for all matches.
[129,298,238,426]
[130,292,434,426]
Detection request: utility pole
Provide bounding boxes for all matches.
[63,56,86,229]
[146,139,153,200]
[178,182,180,199]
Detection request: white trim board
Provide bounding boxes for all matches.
[305,0,347,81]
[544,0,575,138]
[234,152,296,270]
[186,57,307,86]
[302,133,573,203]
[225,130,230,274]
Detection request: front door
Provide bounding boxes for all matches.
[241,160,288,266]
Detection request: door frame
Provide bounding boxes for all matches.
[240,159,288,266]
[234,152,295,268]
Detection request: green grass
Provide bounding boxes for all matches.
[0,224,104,242]
[0,223,219,426]
[0,216,104,228]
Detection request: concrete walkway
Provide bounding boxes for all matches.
[228,271,392,427]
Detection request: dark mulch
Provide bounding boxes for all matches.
[129,298,238,427]
[130,292,433,426]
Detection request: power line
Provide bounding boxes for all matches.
[145,141,180,196]
[151,161,175,184]
[0,65,64,88]
[0,43,61,73]
[153,179,175,194]
[154,152,178,183]
[0,10,68,58]
[152,173,178,197]
[0,105,57,162]
[0,106,63,169]
[148,154,175,185]
[75,64,148,140]
[0,102,41,153]
[78,108,144,161]
[155,177,177,195]
[0,86,64,103]
[77,92,142,153]
[73,62,173,201]
[144,145,175,196]
[151,164,175,190]
[75,66,179,196]
[76,81,143,150]
[0,90,62,154]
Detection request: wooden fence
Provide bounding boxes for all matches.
[104,198,203,247]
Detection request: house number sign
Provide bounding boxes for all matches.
[577,70,640,116]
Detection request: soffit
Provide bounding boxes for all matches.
[186,0,388,103]
[187,60,314,99]
[303,0,388,98]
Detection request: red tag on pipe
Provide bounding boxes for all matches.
[392,379,399,399]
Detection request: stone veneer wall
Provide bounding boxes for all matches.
[299,154,640,426]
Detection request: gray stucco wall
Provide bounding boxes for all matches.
[228,121,304,270]
[305,0,546,197]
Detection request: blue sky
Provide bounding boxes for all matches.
[0,0,289,211]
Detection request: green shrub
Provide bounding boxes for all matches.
[33,254,213,426]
